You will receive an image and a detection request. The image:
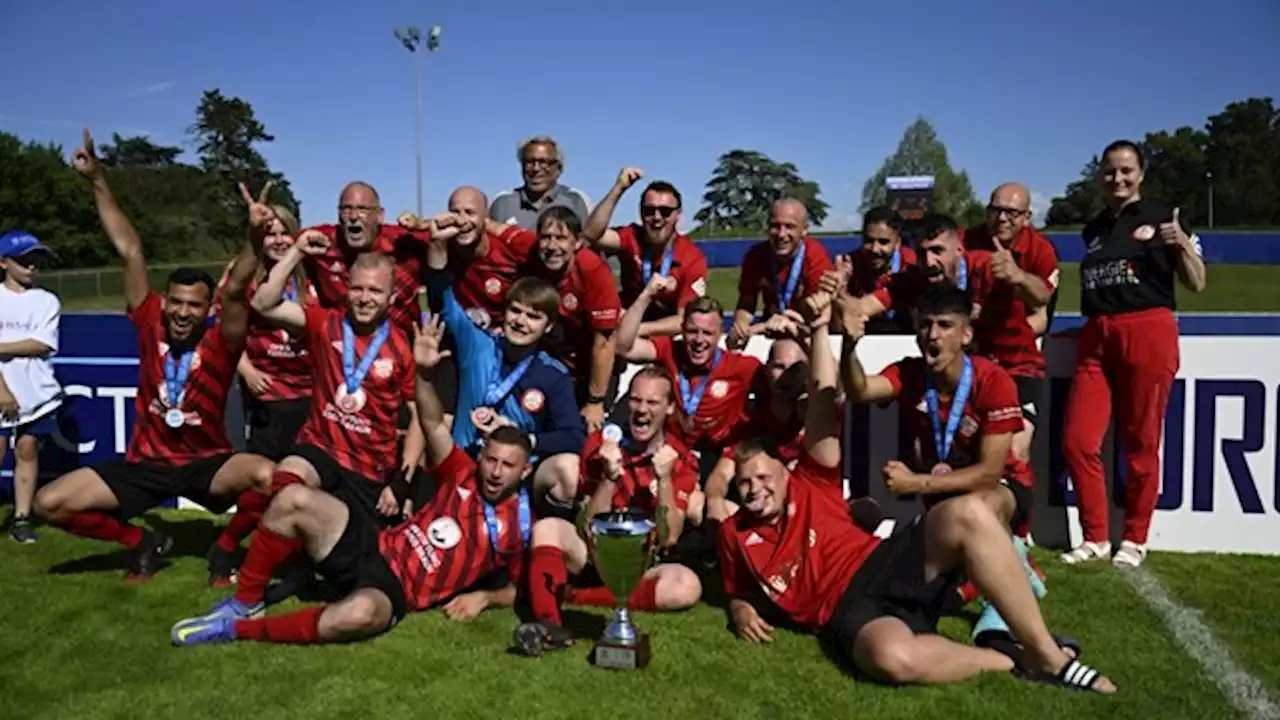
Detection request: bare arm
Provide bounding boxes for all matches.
[477,583,517,608]
[1172,237,1208,293]
[616,281,665,362]
[636,312,683,339]
[400,402,426,474]
[586,331,616,404]
[217,238,260,348]
[75,135,149,311]
[582,168,643,251]
[413,318,458,468]
[250,244,309,335]
[918,432,1010,494]
[801,295,840,469]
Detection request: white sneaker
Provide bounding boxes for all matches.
[1111,540,1147,569]
[1060,541,1112,565]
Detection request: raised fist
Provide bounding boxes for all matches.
[615,167,644,191]
[297,229,330,256]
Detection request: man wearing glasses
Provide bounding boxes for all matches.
[489,136,592,230]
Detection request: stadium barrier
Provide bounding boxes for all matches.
[3,313,1278,556]
[691,232,1280,268]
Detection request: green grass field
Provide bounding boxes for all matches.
[0,510,1275,719]
[51,263,1280,314]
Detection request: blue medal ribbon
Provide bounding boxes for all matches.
[642,243,674,284]
[342,318,391,394]
[678,348,722,416]
[770,242,807,311]
[283,276,298,303]
[956,255,969,291]
[924,354,974,464]
[485,487,531,554]
[885,247,903,320]
[163,348,194,409]
[484,344,536,406]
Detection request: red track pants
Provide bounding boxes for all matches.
[1062,308,1179,545]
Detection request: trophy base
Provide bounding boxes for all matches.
[591,634,652,670]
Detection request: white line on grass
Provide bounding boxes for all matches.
[1123,565,1280,720]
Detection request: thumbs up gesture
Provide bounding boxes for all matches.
[1159,208,1191,249]
[989,237,1022,285]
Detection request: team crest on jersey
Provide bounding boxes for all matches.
[562,293,578,311]
[1133,225,1156,241]
[709,380,728,399]
[960,415,979,437]
[427,517,462,550]
[521,389,545,413]
[484,278,502,296]
[372,358,394,379]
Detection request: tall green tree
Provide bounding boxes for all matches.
[859,117,982,224]
[188,89,300,248]
[693,150,828,233]
[98,133,183,168]
[0,133,103,267]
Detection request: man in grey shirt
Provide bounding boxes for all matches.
[490,136,591,230]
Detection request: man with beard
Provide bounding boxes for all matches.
[728,199,833,350]
[512,365,703,656]
[617,283,760,478]
[489,136,591,229]
[516,206,622,433]
[833,206,917,335]
[582,168,709,339]
[170,318,532,646]
[422,222,585,517]
[719,288,1115,694]
[33,131,275,580]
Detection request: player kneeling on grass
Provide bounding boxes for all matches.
[513,364,704,655]
[171,318,531,646]
[839,284,1058,653]
[718,291,1116,693]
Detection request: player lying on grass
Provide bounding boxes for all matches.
[718,289,1116,693]
[839,284,1062,655]
[171,317,531,645]
[512,364,704,656]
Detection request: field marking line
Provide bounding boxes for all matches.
[1123,565,1280,720]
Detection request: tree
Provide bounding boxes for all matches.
[0,133,104,267]
[188,89,300,248]
[859,117,980,221]
[98,133,182,168]
[1045,157,1105,228]
[693,149,829,233]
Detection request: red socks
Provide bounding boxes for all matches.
[627,576,659,612]
[216,491,271,553]
[270,469,305,495]
[55,511,144,549]
[234,606,323,644]
[957,580,980,605]
[528,546,568,625]
[235,526,301,605]
[562,576,661,611]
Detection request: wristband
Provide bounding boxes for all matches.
[586,393,608,404]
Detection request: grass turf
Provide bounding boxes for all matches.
[53,263,1280,314]
[1,509,1273,719]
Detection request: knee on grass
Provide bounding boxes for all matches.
[858,639,933,685]
[321,594,394,640]
[652,564,702,610]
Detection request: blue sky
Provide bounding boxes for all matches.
[2,0,1278,231]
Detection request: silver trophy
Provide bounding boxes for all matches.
[588,509,658,670]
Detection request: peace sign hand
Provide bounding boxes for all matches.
[71,129,102,180]
[238,181,276,230]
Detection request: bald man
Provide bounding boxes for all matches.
[960,183,1061,540]
[728,199,833,350]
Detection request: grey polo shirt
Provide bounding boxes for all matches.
[489,184,591,230]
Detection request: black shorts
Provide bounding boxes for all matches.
[824,517,961,649]
[314,504,408,627]
[287,443,394,528]
[1013,375,1047,430]
[244,397,311,462]
[93,454,235,520]
[1002,478,1034,535]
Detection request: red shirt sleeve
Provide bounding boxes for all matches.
[400,344,416,403]
[650,336,676,367]
[578,432,604,498]
[127,291,163,329]
[793,448,841,486]
[800,238,833,301]
[503,227,539,262]
[581,253,622,331]
[302,305,330,346]
[676,245,709,309]
[975,361,1024,436]
[431,445,476,494]
[872,271,907,311]
[880,359,905,396]
[1027,234,1061,291]
[717,521,749,598]
[736,245,764,313]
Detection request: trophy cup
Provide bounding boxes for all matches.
[588,509,657,670]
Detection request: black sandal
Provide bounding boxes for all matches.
[1014,658,1111,693]
[975,629,1082,660]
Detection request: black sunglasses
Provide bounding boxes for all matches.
[641,205,678,219]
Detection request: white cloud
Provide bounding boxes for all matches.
[1029,189,1051,226]
[128,81,176,96]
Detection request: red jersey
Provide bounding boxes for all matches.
[448,228,538,330]
[378,445,528,611]
[293,306,415,481]
[303,224,427,335]
[615,225,708,321]
[125,291,237,466]
[880,355,1030,490]
[736,237,833,318]
[521,241,622,374]
[214,273,319,403]
[846,245,918,298]
[579,430,698,513]
[651,337,759,448]
[961,226,1060,377]
[873,250,997,320]
[718,452,880,630]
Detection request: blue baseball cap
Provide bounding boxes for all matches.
[0,231,53,259]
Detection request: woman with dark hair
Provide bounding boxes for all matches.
[1060,140,1207,569]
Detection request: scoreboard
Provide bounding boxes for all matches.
[885,175,935,246]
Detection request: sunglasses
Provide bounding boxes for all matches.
[987,205,1028,219]
[641,205,678,219]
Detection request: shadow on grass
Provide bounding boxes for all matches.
[46,513,226,576]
